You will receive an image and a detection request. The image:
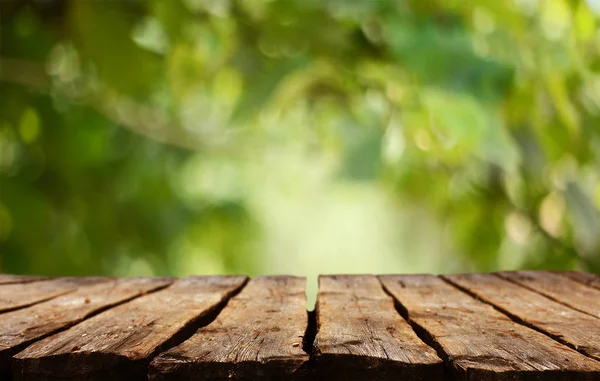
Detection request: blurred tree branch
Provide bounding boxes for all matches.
[0,57,209,152]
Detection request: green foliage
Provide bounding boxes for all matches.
[1,0,599,276]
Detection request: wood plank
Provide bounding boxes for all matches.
[380,274,600,381]
[0,277,172,378]
[443,273,600,361]
[149,276,310,381]
[312,275,443,381]
[556,271,600,291]
[0,277,108,313]
[497,271,600,319]
[0,275,48,285]
[13,276,247,381]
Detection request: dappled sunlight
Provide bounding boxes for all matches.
[1,0,600,279]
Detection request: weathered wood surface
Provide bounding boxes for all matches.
[150,276,310,381]
[0,275,48,285]
[1,271,600,380]
[380,274,600,380]
[0,277,107,313]
[443,273,600,361]
[556,271,600,291]
[13,276,247,381]
[313,275,443,380]
[497,270,600,319]
[0,277,172,377]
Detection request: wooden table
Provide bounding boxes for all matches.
[1,271,599,380]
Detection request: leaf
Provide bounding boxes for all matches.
[69,1,162,96]
[383,18,513,99]
[564,182,600,253]
[19,108,41,143]
[231,57,307,120]
[575,2,596,42]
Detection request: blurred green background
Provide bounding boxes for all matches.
[1,0,599,303]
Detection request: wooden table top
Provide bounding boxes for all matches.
[1,271,599,380]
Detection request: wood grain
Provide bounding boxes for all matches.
[313,275,443,381]
[0,277,172,377]
[497,271,600,319]
[443,273,600,361]
[13,276,247,381]
[150,276,310,381]
[0,275,48,285]
[556,271,600,291]
[0,277,108,313]
[380,274,600,381]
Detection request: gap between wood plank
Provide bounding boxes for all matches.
[380,274,600,380]
[149,276,311,381]
[312,275,444,380]
[379,273,600,379]
[142,276,251,375]
[497,272,600,320]
[301,275,318,364]
[377,276,453,380]
[440,274,600,363]
[0,275,49,285]
[0,279,174,380]
[10,273,600,380]
[555,271,600,291]
[12,277,249,381]
[302,309,317,359]
[0,277,112,315]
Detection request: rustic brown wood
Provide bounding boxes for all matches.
[0,275,48,285]
[497,271,600,319]
[556,271,600,291]
[380,274,600,381]
[4,271,600,380]
[0,277,172,378]
[0,277,108,313]
[150,276,310,381]
[443,273,600,361]
[313,275,443,381]
[13,276,247,381]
